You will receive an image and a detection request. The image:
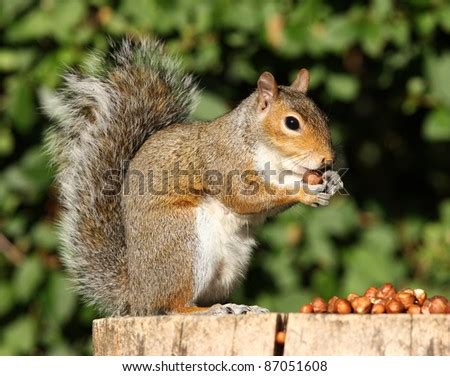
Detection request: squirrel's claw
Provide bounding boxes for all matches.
[323,170,344,196]
[309,171,343,207]
[203,303,270,315]
[310,192,331,207]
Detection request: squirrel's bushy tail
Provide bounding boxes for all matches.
[45,38,198,315]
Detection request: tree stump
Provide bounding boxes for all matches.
[93,313,449,356]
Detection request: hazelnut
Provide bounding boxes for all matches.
[364,287,378,299]
[377,283,397,300]
[407,304,422,314]
[414,289,427,306]
[396,291,415,309]
[371,303,386,314]
[399,288,415,295]
[336,299,352,314]
[429,296,447,314]
[302,170,323,185]
[347,293,359,303]
[421,299,431,314]
[431,295,448,304]
[311,297,327,313]
[351,296,372,314]
[371,297,387,305]
[327,296,339,313]
[275,331,286,345]
[386,299,405,313]
[299,304,314,313]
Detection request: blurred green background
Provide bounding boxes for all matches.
[0,0,449,355]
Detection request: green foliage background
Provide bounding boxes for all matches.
[0,0,449,355]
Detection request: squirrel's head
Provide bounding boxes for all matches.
[254,70,334,175]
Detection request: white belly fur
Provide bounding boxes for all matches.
[193,197,260,304]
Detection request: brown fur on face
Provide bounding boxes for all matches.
[261,87,334,167]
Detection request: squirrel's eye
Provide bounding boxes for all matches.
[284,116,300,131]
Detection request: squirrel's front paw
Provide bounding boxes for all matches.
[304,171,343,207]
[322,170,344,196]
[308,192,332,208]
[300,179,329,207]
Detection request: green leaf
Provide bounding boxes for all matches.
[389,19,410,47]
[6,0,87,42]
[371,0,393,20]
[361,21,386,57]
[119,0,159,29]
[439,199,450,226]
[0,0,34,27]
[228,58,258,83]
[0,283,15,316]
[6,8,54,42]
[323,16,358,53]
[47,341,76,356]
[51,0,88,42]
[309,198,359,238]
[31,222,58,250]
[326,74,360,101]
[20,147,53,200]
[400,217,425,244]
[34,48,83,87]
[0,49,35,72]
[0,187,21,215]
[426,53,450,107]
[439,5,450,31]
[423,108,450,141]
[5,77,36,133]
[13,256,45,303]
[192,40,221,72]
[307,65,327,89]
[43,272,77,325]
[406,76,426,96]
[416,12,437,36]
[219,1,263,32]
[2,317,37,355]
[193,91,230,120]
[360,224,398,255]
[2,214,28,237]
[0,127,15,156]
[2,148,53,205]
[342,245,407,294]
[261,249,301,291]
[256,290,310,313]
[311,270,338,298]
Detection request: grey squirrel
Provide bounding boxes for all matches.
[45,38,343,316]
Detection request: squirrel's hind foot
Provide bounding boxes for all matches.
[203,303,269,315]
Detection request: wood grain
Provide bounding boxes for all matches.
[93,314,449,356]
[93,313,278,355]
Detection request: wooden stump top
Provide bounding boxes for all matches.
[93,313,449,356]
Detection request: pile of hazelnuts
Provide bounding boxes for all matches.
[299,283,449,314]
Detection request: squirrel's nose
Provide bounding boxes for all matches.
[321,154,334,168]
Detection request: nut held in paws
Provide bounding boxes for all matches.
[302,170,323,185]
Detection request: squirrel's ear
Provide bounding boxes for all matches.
[257,72,278,111]
[290,68,309,93]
